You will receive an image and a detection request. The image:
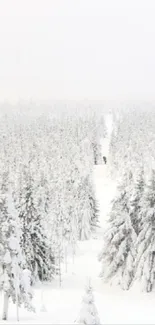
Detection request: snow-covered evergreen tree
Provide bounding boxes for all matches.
[77,175,99,240]
[76,279,100,325]
[91,140,102,165]
[99,173,137,290]
[0,179,34,321]
[135,169,155,292]
[129,167,145,235]
[18,169,54,283]
[87,176,99,234]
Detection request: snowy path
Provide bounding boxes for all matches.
[93,164,116,229]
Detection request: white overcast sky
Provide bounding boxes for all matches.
[0,0,155,102]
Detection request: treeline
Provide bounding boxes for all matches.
[108,105,155,179]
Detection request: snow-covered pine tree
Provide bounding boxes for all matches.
[0,180,34,321]
[18,168,54,283]
[87,176,99,235]
[91,140,102,165]
[135,169,155,292]
[75,279,100,325]
[129,167,145,235]
[78,185,92,240]
[99,172,137,290]
[53,201,64,286]
[77,175,99,241]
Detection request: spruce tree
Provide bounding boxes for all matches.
[78,176,99,240]
[129,167,145,235]
[0,182,34,321]
[88,177,99,234]
[18,169,54,283]
[135,169,155,292]
[99,173,137,290]
[76,279,100,325]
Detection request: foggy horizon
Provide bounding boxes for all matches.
[0,0,155,102]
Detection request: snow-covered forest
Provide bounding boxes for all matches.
[1,103,155,324]
[0,103,106,323]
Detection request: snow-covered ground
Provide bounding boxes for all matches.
[93,164,116,229]
[2,233,155,324]
[94,112,117,228]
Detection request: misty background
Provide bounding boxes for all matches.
[0,0,155,103]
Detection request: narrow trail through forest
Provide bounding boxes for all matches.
[2,115,155,324]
